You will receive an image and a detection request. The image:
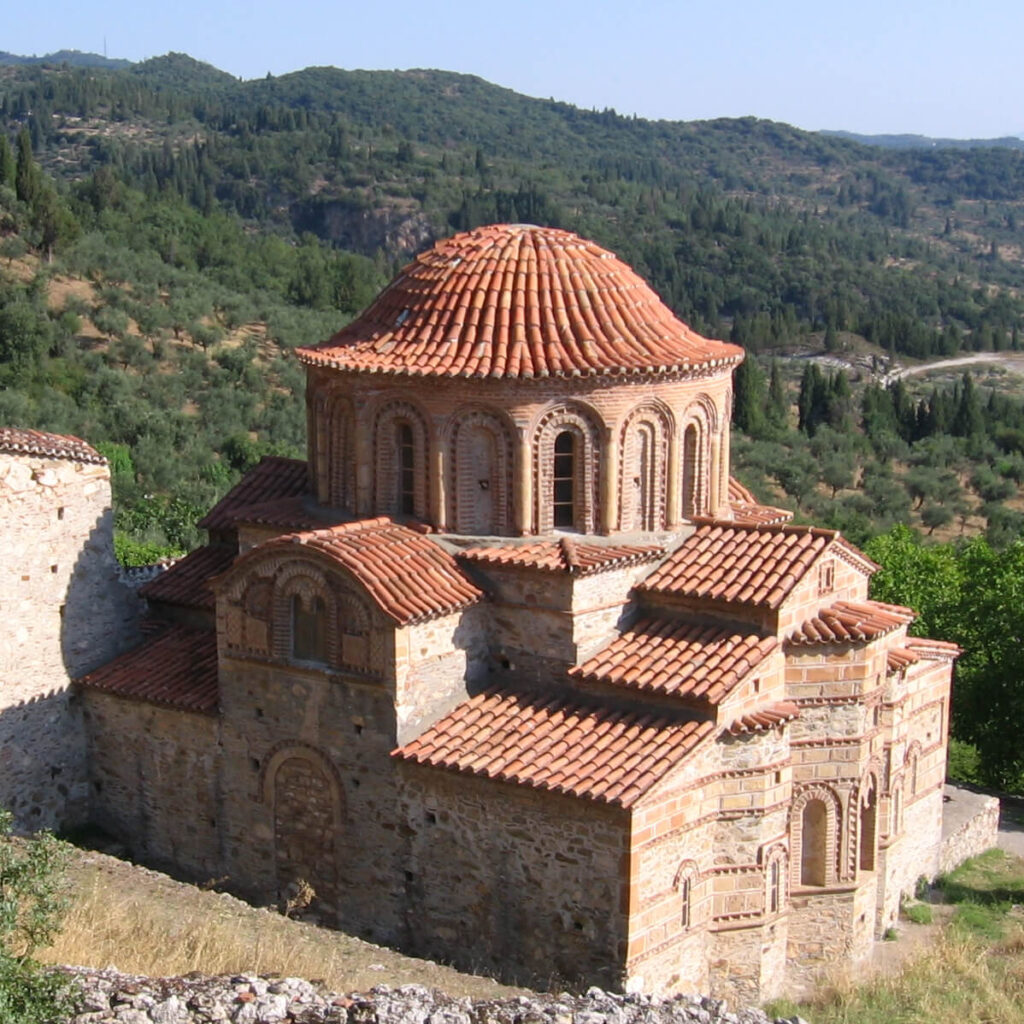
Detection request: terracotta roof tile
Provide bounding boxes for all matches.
[460,537,664,575]
[226,518,482,626]
[638,522,869,609]
[729,502,794,526]
[789,600,915,646]
[77,626,218,713]
[728,478,759,505]
[230,495,327,531]
[905,636,962,659]
[394,688,714,807]
[571,618,777,703]
[297,225,743,381]
[198,457,309,532]
[727,701,800,735]
[139,545,236,610]
[887,647,920,673]
[0,426,105,465]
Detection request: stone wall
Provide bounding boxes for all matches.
[939,784,1000,875]
[397,765,630,990]
[81,691,221,879]
[0,450,136,830]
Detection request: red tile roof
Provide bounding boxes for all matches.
[788,600,915,646]
[905,636,962,659]
[887,647,920,673]
[77,626,218,713]
[139,545,236,610]
[729,501,794,527]
[394,688,714,808]
[228,518,482,626]
[297,224,743,381]
[198,457,309,532]
[571,619,777,703]
[0,426,105,465]
[638,522,874,609]
[459,537,664,576]
[727,701,800,735]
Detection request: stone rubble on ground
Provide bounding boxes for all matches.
[62,969,807,1024]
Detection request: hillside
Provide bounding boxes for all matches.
[2,55,1024,357]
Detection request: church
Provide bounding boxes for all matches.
[11,224,959,1001]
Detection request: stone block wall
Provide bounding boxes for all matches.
[0,450,137,829]
[81,691,221,878]
[938,785,1000,875]
[397,765,630,990]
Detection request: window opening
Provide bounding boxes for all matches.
[800,799,827,886]
[291,594,328,663]
[680,874,691,929]
[553,431,576,528]
[769,858,782,913]
[397,423,415,515]
[859,787,877,872]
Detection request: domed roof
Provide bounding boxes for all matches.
[297,224,742,380]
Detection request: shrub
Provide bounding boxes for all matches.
[0,810,75,1023]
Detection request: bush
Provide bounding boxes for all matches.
[0,810,75,1023]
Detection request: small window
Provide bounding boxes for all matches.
[818,560,835,595]
[397,423,415,515]
[769,858,782,914]
[291,594,328,664]
[680,874,692,930]
[553,431,576,528]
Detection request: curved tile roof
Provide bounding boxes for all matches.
[788,600,915,646]
[222,518,482,626]
[139,545,236,611]
[394,687,714,808]
[0,426,105,465]
[459,537,664,575]
[297,224,742,380]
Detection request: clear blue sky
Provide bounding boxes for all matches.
[6,0,1022,139]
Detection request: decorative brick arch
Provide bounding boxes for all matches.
[618,402,673,532]
[260,742,344,921]
[533,403,603,534]
[905,741,922,798]
[325,395,356,510]
[889,771,905,837]
[272,562,337,665]
[680,395,718,518]
[673,859,702,931]
[790,784,843,888]
[373,400,430,520]
[760,842,788,917]
[856,768,881,873]
[446,407,515,535]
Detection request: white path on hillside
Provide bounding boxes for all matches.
[879,351,1024,387]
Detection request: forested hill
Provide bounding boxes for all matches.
[3,53,1024,356]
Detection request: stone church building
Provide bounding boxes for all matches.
[7,225,960,1000]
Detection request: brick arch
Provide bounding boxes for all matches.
[272,562,337,664]
[260,742,344,923]
[445,407,515,535]
[889,771,905,836]
[760,842,788,917]
[673,858,702,931]
[680,396,717,519]
[373,400,430,520]
[856,768,881,873]
[618,402,673,532]
[790,784,843,888]
[533,403,603,534]
[326,395,356,510]
[905,741,922,797]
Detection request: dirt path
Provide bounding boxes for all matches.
[880,351,1024,386]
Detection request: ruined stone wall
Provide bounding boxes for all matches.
[939,785,999,875]
[80,691,221,878]
[0,450,136,829]
[397,764,630,990]
[216,656,405,944]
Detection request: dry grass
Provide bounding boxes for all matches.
[39,850,520,999]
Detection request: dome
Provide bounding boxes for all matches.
[297,224,742,380]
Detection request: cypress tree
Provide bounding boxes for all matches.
[15,127,38,204]
[0,133,14,189]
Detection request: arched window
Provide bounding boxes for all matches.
[682,423,700,518]
[553,431,576,529]
[291,594,328,663]
[801,799,828,886]
[397,423,415,515]
[859,785,878,872]
[768,855,784,914]
[674,861,700,932]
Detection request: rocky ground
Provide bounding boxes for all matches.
[64,971,804,1024]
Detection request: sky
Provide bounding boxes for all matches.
[5,0,1023,139]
